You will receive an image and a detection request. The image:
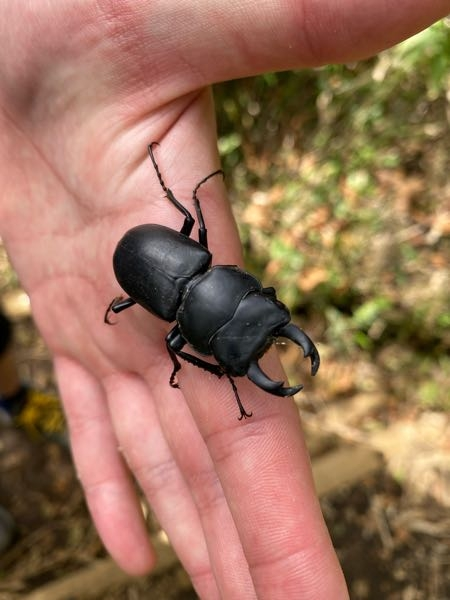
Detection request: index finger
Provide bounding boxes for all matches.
[179,356,348,600]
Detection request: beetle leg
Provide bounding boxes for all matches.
[192,169,224,248]
[166,350,182,388]
[104,296,136,324]
[225,374,253,420]
[276,323,320,376]
[166,328,252,419]
[164,326,181,387]
[166,326,224,387]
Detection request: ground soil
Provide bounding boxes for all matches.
[0,312,448,599]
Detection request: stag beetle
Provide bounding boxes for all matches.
[105,142,320,419]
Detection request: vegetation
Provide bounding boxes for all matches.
[215,20,450,410]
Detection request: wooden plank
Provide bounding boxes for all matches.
[312,443,382,497]
[22,535,178,600]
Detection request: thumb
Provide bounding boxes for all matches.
[159,0,449,83]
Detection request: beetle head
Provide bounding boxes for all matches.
[210,290,320,396]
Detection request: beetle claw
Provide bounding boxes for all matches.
[248,361,283,392]
[277,323,320,376]
[275,383,304,397]
[247,361,303,397]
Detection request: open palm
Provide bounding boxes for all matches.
[0,2,447,598]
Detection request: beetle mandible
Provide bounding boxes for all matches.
[105,142,320,419]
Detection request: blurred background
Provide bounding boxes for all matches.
[0,19,449,599]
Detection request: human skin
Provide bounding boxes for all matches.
[0,2,448,598]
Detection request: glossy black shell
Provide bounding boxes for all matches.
[209,290,291,375]
[177,266,261,354]
[113,225,293,377]
[113,224,211,321]
[177,266,291,375]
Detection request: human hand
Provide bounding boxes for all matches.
[0,2,447,598]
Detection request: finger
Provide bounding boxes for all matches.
[54,356,154,576]
[178,353,348,600]
[154,0,449,80]
[155,379,257,599]
[104,371,222,599]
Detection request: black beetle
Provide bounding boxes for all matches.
[105,143,320,419]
